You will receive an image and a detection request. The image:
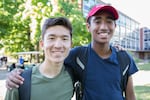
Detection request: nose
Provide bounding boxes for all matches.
[54,39,63,48]
[99,21,108,30]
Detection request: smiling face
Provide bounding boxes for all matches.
[87,12,116,44]
[41,25,72,64]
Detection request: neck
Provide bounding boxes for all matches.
[91,42,111,59]
[39,60,63,78]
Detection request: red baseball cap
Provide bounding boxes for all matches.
[87,4,119,21]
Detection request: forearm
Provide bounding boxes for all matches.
[126,76,136,100]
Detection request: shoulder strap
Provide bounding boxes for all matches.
[76,45,88,70]
[74,45,88,100]
[18,67,32,100]
[117,51,130,98]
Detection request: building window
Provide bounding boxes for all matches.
[144,42,148,50]
[144,34,148,41]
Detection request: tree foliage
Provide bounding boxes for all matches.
[0,0,91,55]
[0,0,33,54]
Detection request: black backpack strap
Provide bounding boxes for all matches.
[18,67,32,100]
[74,45,88,100]
[76,45,88,70]
[64,65,77,98]
[117,51,130,98]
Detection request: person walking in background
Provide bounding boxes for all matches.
[0,56,8,67]
[18,56,24,69]
[18,56,24,65]
[9,63,16,72]
[3,56,7,65]
[5,4,138,100]
[0,57,3,67]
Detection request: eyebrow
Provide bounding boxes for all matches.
[47,34,55,37]
[94,16,115,21]
[47,34,70,38]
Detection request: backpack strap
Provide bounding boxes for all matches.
[64,65,77,98]
[117,51,130,98]
[74,45,88,100]
[18,67,32,100]
[76,45,88,70]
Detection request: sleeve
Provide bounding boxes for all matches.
[64,47,78,69]
[5,88,19,100]
[64,47,79,81]
[128,55,139,76]
[64,47,84,82]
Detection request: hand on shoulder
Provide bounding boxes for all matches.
[6,68,24,89]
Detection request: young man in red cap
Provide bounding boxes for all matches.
[81,4,137,100]
[67,4,138,100]
[6,4,138,100]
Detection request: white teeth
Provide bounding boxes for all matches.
[98,32,108,34]
[99,33,108,35]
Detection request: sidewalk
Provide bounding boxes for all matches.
[0,67,8,100]
[0,80,6,100]
[133,70,150,86]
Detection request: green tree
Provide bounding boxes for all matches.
[0,0,34,54]
[0,0,91,55]
[0,0,15,48]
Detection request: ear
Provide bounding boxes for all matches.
[39,40,44,50]
[71,41,73,48]
[115,22,117,27]
[86,23,90,32]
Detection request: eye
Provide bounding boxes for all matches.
[106,19,114,24]
[48,37,55,40]
[95,20,101,24]
[63,37,69,40]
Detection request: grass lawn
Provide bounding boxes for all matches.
[134,63,150,100]
[134,85,150,100]
[137,63,150,71]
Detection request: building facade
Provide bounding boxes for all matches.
[135,27,150,59]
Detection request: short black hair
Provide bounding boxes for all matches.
[41,17,72,40]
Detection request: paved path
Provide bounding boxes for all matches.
[0,67,8,100]
[0,67,150,100]
[133,70,150,86]
[0,80,6,100]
